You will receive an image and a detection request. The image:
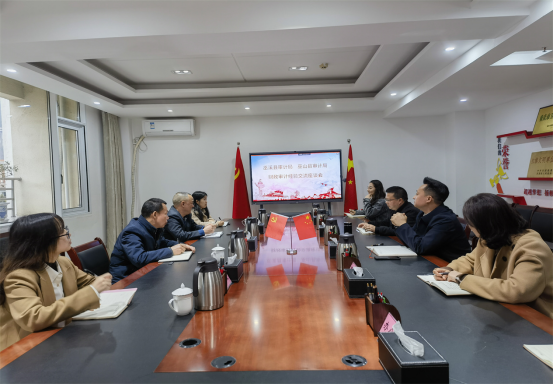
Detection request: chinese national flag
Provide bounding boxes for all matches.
[265,212,288,241]
[343,145,358,214]
[292,213,317,240]
[232,147,252,219]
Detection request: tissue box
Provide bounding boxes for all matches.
[225,259,244,283]
[378,331,449,384]
[329,243,337,259]
[342,268,375,298]
[248,236,258,252]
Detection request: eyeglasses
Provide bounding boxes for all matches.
[385,198,398,202]
[54,226,71,239]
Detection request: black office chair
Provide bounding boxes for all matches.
[67,237,110,276]
[0,236,9,266]
[529,209,553,243]
[514,204,539,226]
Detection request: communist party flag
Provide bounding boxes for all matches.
[265,212,288,241]
[292,212,317,240]
[343,144,358,214]
[232,147,252,219]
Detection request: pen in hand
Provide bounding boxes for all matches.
[439,271,450,275]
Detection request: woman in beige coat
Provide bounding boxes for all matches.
[191,191,224,227]
[0,213,112,351]
[434,193,552,318]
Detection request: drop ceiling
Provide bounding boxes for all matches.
[0,0,551,118]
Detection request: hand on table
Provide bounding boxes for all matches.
[216,220,224,227]
[171,243,188,255]
[91,273,112,293]
[203,224,215,235]
[390,212,407,227]
[433,268,461,282]
[184,244,195,253]
[349,209,356,215]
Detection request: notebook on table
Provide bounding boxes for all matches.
[523,345,553,368]
[73,288,137,320]
[417,275,472,296]
[158,251,193,263]
[345,213,366,219]
[366,245,417,257]
[203,232,224,238]
[356,228,374,235]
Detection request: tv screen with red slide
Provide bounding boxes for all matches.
[249,150,343,204]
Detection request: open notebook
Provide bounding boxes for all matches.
[417,275,472,296]
[366,246,417,257]
[345,213,366,219]
[203,232,224,238]
[159,251,193,263]
[73,288,137,320]
[356,228,374,235]
[523,345,553,368]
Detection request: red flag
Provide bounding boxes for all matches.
[343,145,358,214]
[232,147,252,219]
[292,212,317,240]
[265,212,288,241]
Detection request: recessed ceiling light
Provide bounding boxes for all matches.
[289,66,308,71]
[93,101,100,105]
[460,99,467,102]
[6,69,16,73]
[18,105,30,108]
[245,107,250,110]
[172,70,192,75]
[445,47,455,51]
[390,93,397,96]
[326,104,332,107]
[168,109,173,112]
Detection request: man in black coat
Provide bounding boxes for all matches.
[359,186,419,236]
[164,192,216,242]
[393,177,472,263]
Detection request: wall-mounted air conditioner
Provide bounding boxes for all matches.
[142,119,195,137]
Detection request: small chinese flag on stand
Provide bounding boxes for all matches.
[293,213,317,240]
[232,147,252,219]
[343,144,358,214]
[265,213,288,241]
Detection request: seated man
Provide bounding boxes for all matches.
[392,177,471,263]
[164,192,215,242]
[358,186,419,236]
[109,198,194,284]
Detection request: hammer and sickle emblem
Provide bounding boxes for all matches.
[270,216,277,223]
[234,168,240,180]
[273,281,280,287]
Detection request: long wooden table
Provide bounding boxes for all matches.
[0,218,552,384]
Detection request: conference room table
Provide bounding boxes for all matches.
[1,217,552,383]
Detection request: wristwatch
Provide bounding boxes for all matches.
[455,274,467,284]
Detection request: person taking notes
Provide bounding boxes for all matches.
[0,213,112,351]
[433,193,552,318]
[191,191,224,227]
[392,177,471,262]
[165,192,216,242]
[109,198,194,283]
[349,180,390,227]
[358,186,419,235]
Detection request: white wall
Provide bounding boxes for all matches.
[484,88,553,207]
[63,105,107,246]
[121,111,483,222]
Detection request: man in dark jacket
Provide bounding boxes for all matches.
[393,177,471,263]
[109,198,194,283]
[359,186,419,236]
[164,192,216,242]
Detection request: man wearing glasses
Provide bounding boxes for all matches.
[164,192,215,242]
[358,186,419,236]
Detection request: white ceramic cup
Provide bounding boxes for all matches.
[211,244,225,260]
[168,284,193,316]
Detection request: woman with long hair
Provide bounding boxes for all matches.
[351,180,390,227]
[191,191,223,227]
[433,193,552,318]
[0,213,112,350]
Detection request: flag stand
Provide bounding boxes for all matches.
[286,217,297,255]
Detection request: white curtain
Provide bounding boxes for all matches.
[102,112,126,254]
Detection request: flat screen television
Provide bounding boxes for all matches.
[249,149,343,204]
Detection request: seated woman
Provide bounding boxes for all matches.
[350,180,390,227]
[433,193,552,318]
[191,191,224,227]
[0,213,112,351]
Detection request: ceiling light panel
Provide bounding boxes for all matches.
[289,66,308,71]
[173,70,192,75]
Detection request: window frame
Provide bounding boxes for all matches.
[49,93,89,217]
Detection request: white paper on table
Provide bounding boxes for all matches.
[73,288,137,320]
[159,251,193,263]
[203,232,224,238]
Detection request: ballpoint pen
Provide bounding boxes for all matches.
[439,271,450,275]
[372,243,384,246]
